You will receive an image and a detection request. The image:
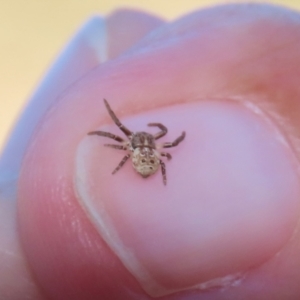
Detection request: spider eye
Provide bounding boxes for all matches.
[141,159,146,163]
[150,160,155,164]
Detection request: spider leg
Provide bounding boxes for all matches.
[112,154,130,174]
[148,123,168,139]
[88,131,125,142]
[160,152,172,160]
[162,131,186,148]
[104,144,127,150]
[104,99,132,137]
[160,160,167,185]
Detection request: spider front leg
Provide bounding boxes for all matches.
[88,130,125,143]
[148,123,168,139]
[104,99,133,137]
[162,131,186,148]
[112,154,131,174]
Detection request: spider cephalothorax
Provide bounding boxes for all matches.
[88,99,185,185]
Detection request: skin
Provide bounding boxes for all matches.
[1,3,300,300]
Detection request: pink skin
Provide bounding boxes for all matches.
[2,3,300,300]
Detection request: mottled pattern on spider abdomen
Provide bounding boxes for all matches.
[131,132,156,149]
[132,146,160,178]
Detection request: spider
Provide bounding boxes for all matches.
[88,99,186,185]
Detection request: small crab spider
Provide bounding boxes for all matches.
[88,99,186,185]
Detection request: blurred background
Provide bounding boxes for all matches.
[1,0,300,150]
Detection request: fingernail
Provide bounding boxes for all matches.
[75,101,300,297]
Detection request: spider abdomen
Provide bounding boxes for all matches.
[132,147,160,178]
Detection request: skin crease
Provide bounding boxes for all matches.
[1,3,300,300]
